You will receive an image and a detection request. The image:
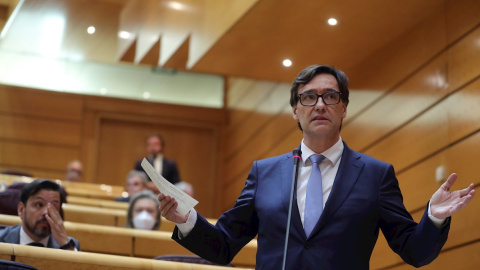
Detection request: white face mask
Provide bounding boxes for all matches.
[133,210,156,230]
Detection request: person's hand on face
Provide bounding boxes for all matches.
[45,202,70,249]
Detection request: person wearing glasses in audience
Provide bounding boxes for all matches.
[157,65,475,269]
[115,170,149,202]
[0,179,80,250]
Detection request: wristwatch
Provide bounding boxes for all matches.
[59,239,75,250]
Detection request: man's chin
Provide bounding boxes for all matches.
[34,225,51,238]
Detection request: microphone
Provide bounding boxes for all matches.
[282,148,302,270]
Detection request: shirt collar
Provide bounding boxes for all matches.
[20,226,49,246]
[300,137,344,166]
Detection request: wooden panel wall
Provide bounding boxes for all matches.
[0,86,225,217]
[0,85,83,179]
[221,0,480,269]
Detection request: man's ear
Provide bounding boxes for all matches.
[18,202,25,221]
[292,106,299,121]
[342,103,348,119]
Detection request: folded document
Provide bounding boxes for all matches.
[141,158,198,215]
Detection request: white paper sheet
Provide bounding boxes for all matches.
[141,158,198,215]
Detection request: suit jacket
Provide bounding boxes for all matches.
[173,142,450,270]
[0,225,81,250]
[134,156,180,185]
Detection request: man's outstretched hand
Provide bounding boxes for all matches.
[430,173,475,219]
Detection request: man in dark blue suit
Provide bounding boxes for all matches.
[134,134,181,192]
[158,65,475,269]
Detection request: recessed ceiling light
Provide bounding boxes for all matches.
[327,18,338,26]
[143,92,151,99]
[283,59,292,67]
[118,31,131,39]
[87,26,95,34]
[167,1,185,11]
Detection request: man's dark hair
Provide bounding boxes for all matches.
[146,133,165,147]
[20,179,64,205]
[289,64,350,107]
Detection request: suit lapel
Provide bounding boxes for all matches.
[281,152,306,237]
[281,152,294,211]
[309,142,365,237]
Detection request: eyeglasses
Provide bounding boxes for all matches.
[298,91,342,106]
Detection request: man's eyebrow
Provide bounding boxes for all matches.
[31,196,47,201]
[31,196,60,204]
[303,87,338,93]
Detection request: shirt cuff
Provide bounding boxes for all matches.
[176,209,197,239]
[428,201,447,227]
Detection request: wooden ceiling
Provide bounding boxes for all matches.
[0,0,443,83]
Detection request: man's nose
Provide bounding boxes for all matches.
[42,203,50,215]
[314,97,326,109]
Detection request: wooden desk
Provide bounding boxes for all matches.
[67,196,129,210]
[0,214,257,268]
[63,203,127,227]
[0,243,251,270]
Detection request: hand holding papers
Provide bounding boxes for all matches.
[141,158,198,215]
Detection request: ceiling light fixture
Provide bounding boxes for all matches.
[283,59,292,67]
[118,31,131,39]
[167,1,185,11]
[143,92,151,99]
[327,18,338,26]
[87,26,96,34]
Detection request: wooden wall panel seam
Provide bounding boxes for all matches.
[224,83,279,139]
[0,138,81,149]
[345,22,480,127]
[0,165,64,176]
[357,74,480,154]
[223,124,298,189]
[95,111,222,130]
[224,101,290,163]
[394,128,480,176]
[376,237,480,270]
[0,111,83,125]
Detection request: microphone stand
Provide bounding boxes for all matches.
[281,148,302,270]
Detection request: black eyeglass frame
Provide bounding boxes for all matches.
[297,91,343,106]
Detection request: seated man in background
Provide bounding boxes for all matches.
[0,179,80,250]
[65,160,83,182]
[115,170,149,202]
[125,190,161,230]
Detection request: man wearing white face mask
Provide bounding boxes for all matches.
[125,190,161,230]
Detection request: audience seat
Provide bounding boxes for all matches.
[0,170,33,178]
[0,190,20,215]
[0,259,37,270]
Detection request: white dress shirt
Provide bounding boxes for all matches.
[297,138,343,227]
[20,226,49,246]
[154,154,163,175]
[20,225,78,251]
